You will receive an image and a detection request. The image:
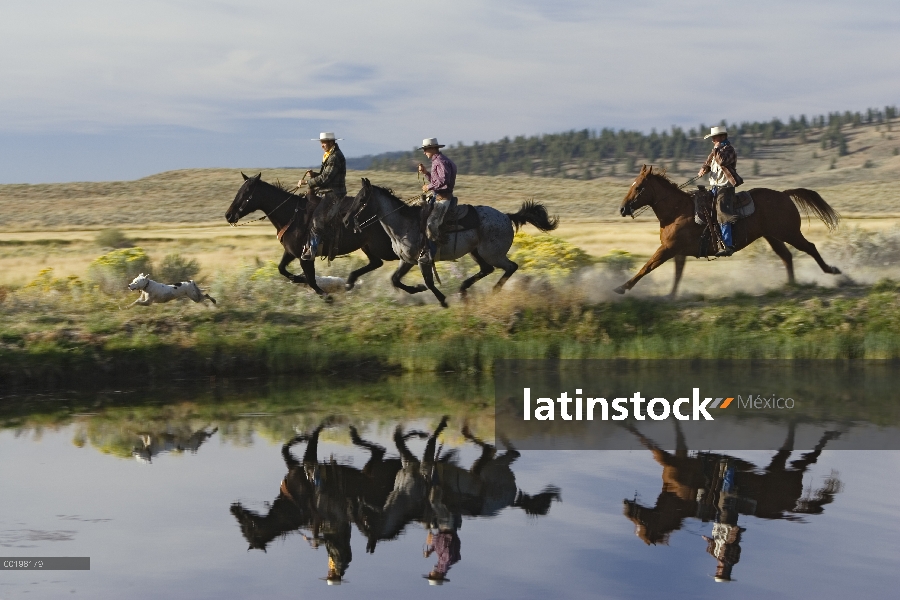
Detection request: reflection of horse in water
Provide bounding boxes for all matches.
[370,419,561,551]
[132,426,218,463]
[231,418,560,585]
[622,422,842,582]
[230,420,411,583]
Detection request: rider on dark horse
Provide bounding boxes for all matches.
[300,132,347,261]
[416,138,458,263]
[698,126,744,257]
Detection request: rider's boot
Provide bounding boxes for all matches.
[301,236,319,261]
[716,223,735,257]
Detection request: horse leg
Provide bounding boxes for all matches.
[461,423,497,477]
[492,257,518,291]
[764,236,796,285]
[781,231,841,275]
[350,425,387,471]
[418,259,448,307]
[789,430,841,471]
[390,261,428,294]
[393,425,419,466]
[669,254,686,298]
[277,250,306,284]
[423,416,449,466]
[345,246,384,290]
[614,245,678,294]
[298,258,330,299]
[459,249,495,297]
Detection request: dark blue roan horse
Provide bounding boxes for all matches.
[225,173,429,297]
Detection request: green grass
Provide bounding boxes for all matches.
[3,258,900,385]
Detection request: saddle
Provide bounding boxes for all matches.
[693,187,755,225]
[691,188,755,258]
[440,204,480,234]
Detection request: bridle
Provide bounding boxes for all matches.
[622,182,653,219]
[349,186,409,233]
[230,180,300,228]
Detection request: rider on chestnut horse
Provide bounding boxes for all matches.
[698,126,744,257]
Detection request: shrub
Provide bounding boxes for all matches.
[156,254,201,283]
[510,232,593,278]
[23,268,83,293]
[95,228,132,248]
[597,249,636,273]
[88,247,153,294]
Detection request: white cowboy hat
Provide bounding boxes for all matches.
[704,126,728,139]
[311,132,342,141]
[418,137,446,150]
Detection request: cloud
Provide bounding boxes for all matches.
[0,0,898,182]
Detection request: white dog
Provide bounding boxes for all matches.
[127,273,216,308]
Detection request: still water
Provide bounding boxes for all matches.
[1,375,898,599]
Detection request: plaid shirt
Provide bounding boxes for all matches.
[424,152,457,196]
[308,143,347,196]
[703,141,742,187]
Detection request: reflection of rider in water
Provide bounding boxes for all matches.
[423,520,461,585]
[296,422,354,585]
[701,458,745,583]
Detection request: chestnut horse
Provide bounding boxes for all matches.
[616,165,842,296]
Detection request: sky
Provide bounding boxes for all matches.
[0,0,898,183]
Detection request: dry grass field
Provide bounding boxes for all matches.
[1,119,898,289]
[3,124,900,383]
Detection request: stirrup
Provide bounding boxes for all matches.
[715,246,735,257]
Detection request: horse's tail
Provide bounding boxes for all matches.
[783,188,841,232]
[506,200,559,233]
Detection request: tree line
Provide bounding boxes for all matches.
[348,105,898,179]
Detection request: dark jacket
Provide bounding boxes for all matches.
[309,144,347,197]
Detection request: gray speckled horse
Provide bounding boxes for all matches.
[346,178,559,307]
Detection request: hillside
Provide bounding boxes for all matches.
[1,115,899,233]
[360,107,900,179]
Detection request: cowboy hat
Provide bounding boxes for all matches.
[704,126,728,139]
[418,137,446,150]
[311,132,343,141]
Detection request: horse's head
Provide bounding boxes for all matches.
[620,164,656,218]
[622,498,671,545]
[345,177,373,233]
[230,496,312,552]
[128,273,150,291]
[225,172,262,225]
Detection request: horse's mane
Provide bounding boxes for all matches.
[372,185,425,216]
[647,170,691,197]
[269,178,303,196]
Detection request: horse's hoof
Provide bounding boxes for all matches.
[345,282,355,291]
[323,294,334,303]
[613,286,627,295]
[831,266,842,275]
[440,300,449,308]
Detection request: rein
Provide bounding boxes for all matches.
[356,203,405,230]
[678,174,703,190]
[352,190,421,231]
[230,186,299,228]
